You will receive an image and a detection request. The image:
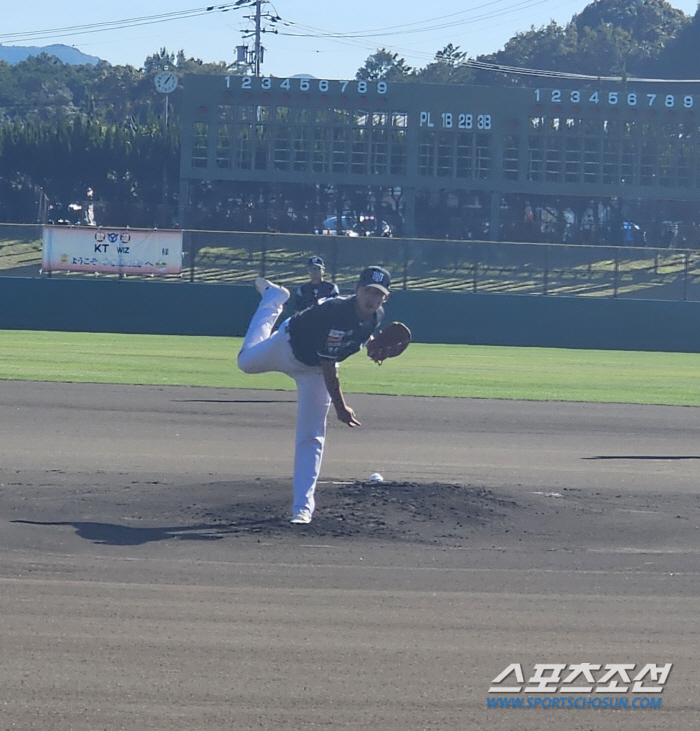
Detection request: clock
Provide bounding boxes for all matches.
[154,71,178,94]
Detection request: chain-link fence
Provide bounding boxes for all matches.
[4,223,700,300]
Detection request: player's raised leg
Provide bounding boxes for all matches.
[237,279,290,373]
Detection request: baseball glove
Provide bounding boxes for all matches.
[366,321,412,365]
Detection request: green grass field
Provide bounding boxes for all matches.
[1,329,700,405]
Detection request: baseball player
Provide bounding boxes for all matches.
[237,265,391,524]
[293,255,339,313]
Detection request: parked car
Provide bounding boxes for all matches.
[319,215,393,237]
[319,215,355,234]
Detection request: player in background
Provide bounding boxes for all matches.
[294,256,339,313]
[238,266,391,524]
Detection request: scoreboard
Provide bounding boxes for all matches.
[179,74,700,237]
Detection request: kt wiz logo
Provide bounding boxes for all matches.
[489,663,673,694]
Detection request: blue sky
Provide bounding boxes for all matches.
[4,0,699,78]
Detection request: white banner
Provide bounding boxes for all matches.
[42,226,183,276]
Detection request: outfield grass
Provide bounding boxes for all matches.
[1,329,700,406]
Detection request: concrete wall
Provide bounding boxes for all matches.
[2,278,251,337]
[388,290,700,352]
[3,277,700,352]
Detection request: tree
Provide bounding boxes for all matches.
[414,44,475,84]
[652,6,700,78]
[175,50,229,75]
[356,49,412,81]
[574,0,689,73]
[574,23,635,76]
[574,0,687,45]
[475,21,577,83]
[473,0,691,86]
[144,48,175,73]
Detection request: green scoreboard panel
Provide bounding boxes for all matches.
[180,74,700,235]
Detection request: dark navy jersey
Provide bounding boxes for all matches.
[288,295,383,367]
[294,280,340,313]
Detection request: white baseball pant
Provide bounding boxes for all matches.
[237,290,332,517]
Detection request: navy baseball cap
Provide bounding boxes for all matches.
[358,266,391,294]
[308,256,324,268]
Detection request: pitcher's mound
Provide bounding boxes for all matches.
[199,479,516,545]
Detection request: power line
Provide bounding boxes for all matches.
[464,58,700,83]
[4,1,696,86]
[278,0,556,40]
[0,4,250,44]
[266,0,570,73]
[273,2,700,85]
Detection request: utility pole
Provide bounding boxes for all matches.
[235,0,278,76]
[254,0,262,77]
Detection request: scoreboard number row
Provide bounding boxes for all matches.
[227,77,389,95]
[535,89,694,108]
[420,112,492,129]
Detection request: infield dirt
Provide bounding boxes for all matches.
[1,381,699,731]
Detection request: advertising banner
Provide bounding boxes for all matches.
[42,226,183,276]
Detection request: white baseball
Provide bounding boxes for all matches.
[369,473,384,482]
